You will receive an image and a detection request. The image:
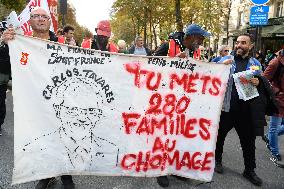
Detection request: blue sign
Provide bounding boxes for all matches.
[250,13,268,25]
[250,0,270,5]
[250,6,269,25]
[251,6,269,13]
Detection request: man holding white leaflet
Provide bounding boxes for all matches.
[1,7,75,189]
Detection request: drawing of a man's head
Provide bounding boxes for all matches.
[52,77,104,134]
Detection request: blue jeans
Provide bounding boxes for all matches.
[267,116,284,155]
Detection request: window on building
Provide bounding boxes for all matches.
[237,11,244,28]
[222,38,227,45]
[276,1,283,17]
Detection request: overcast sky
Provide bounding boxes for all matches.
[68,0,115,34]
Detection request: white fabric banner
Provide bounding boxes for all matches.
[9,35,230,184]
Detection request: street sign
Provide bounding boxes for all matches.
[250,0,270,5]
[251,5,269,13]
[250,6,269,26]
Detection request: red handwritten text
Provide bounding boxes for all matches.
[169,73,222,96]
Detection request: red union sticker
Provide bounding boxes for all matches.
[20,52,30,65]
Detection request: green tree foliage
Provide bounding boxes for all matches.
[0,0,26,13]
[111,0,231,50]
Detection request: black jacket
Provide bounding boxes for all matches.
[248,75,279,136]
[0,43,10,75]
[0,31,57,75]
[128,45,152,56]
[154,42,169,56]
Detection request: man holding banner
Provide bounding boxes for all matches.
[2,7,75,189]
[0,22,10,136]
[214,34,265,187]
[156,23,212,188]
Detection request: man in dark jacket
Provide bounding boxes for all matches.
[155,23,210,188]
[154,24,210,59]
[0,25,10,136]
[154,31,185,57]
[263,49,284,167]
[2,7,75,189]
[214,34,264,187]
[128,36,151,56]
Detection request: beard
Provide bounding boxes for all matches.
[235,47,249,57]
[97,36,109,51]
[191,42,200,51]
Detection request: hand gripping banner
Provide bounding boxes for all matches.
[9,35,230,184]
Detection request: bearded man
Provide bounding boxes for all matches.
[214,34,263,187]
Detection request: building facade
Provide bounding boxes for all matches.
[218,0,284,54]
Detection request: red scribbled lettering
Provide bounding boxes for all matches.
[169,73,187,91]
[187,73,199,93]
[209,78,222,96]
[146,93,190,115]
[150,116,168,134]
[184,118,197,138]
[152,137,176,153]
[145,93,162,115]
[199,118,211,140]
[180,152,191,169]
[200,75,211,94]
[147,71,162,90]
[201,152,214,171]
[152,137,164,153]
[176,96,190,114]
[169,73,222,96]
[122,113,212,141]
[163,94,176,115]
[124,63,161,90]
[136,116,150,135]
[122,113,141,134]
[121,150,213,172]
[164,138,176,152]
[192,152,202,170]
[121,154,136,170]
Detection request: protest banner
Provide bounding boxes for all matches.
[9,35,231,184]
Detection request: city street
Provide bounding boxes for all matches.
[0,91,283,189]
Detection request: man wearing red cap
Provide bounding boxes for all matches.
[91,20,117,52]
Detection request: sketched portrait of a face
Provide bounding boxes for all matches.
[53,77,104,135]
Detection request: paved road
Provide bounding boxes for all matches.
[0,91,283,189]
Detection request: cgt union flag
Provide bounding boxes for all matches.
[8,35,230,184]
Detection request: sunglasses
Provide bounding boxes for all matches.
[224,50,229,52]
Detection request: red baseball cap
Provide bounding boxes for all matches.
[96,20,111,37]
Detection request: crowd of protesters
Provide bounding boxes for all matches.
[0,6,283,189]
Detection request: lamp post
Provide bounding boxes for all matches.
[59,0,67,27]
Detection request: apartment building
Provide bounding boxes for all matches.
[218,0,284,53]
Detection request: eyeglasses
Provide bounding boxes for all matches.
[30,14,50,20]
[56,105,103,117]
[224,50,229,52]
